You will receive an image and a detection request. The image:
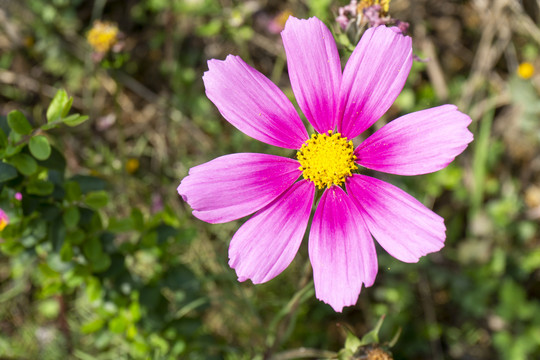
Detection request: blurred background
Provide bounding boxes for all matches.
[1,0,540,359]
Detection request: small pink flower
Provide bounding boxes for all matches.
[178,17,473,311]
[0,208,9,232]
[14,193,22,201]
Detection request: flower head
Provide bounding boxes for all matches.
[517,62,535,79]
[87,21,119,53]
[126,158,140,174]
[178,17,473,311]
[0,208,9,232]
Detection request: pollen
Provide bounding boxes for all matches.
[297,131,357,189]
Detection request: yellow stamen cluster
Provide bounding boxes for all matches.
[0,218,7,231]
[297,131,357,189]
[87,21,119,53]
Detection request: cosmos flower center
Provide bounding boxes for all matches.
[0,218,7,231]
[297,131,357,189]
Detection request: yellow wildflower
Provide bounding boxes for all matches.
[87,21,119,53]
[275,10,293,28]
[517,62,535,79]
[126,158,140,174]
[358,0,391,15]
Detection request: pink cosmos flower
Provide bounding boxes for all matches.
[178,17,473,311]
[0,208,8,232]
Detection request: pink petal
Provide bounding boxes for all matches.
[178,153,301,224]
[0,208,8,224]
[204,55,308,149]
[355,105,473,175]
[309,186,377,312]
[281,16,342,133]
[346,174,446,263]
[229,180,314,284]
[338,26,412,139]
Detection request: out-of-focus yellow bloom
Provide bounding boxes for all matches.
[359,0,390,14]
[24,36,35,48]
[268,9,293,33]
[275,10,293,28]
[517,62,535,79]
[87,21,119,53]
[126,158,140,174]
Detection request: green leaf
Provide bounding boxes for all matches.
[29,135,51,160]
[40,122,61,131]
[81,318,105,334]
[65,181,82,202]
[0,162,18,183]
[67,229,85,245]
[63,206,80,229]
[359,315,386,346]
[344,329,362,353]
[38,299,60,319]
[108,217,135,232]
[46,89,70,123]
[71,175,106,193]
[83,237,110,272]
[93,253,111,272]
[84,191,109,210]
[27,179,54,195]
[85,277,102,302]
[109,317,127,334]
[0,125,9,149]
[8,153,38,175]
[196,19,222,36]
[60,241,73,262]
[7,110,32,135]
[63,114,89,127]
[0,115,10,137]
[4,143,25,157]
[83,237,103,262]
[49,217,66,252]
[61,97,74,118]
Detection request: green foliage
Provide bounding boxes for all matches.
[7,111,33,135]
[29,135,52,160]
[1,90,205,359]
